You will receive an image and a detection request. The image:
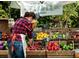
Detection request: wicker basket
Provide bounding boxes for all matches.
[26,50,46,58]
[0,50,9,58]
[47,50,75,58]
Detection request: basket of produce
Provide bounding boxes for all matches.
[46,41,60,51]
[0,41,8,50]
[60,41,74,50]
[26,40,47,58]
[46,40,74,51]
[0,41,8,58]
[35,32,49,41]
[70,31,79,40]
[46,41,74,58]
[50,31,67,40]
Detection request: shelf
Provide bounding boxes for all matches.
[26,50,74,58]
[0,18,8,21]
[74,43,79,45]
[50,39,74,41]
[74,39,79,41]
[34,39,74,41]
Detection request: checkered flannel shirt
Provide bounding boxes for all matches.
[12,17,33,41]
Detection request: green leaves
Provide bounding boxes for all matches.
[0,1,11,18]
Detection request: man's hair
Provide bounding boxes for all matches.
[24,12,36,19]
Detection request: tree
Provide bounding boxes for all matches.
[54,2,78,28]
[0,1,11,18]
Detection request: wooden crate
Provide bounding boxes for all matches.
[0,50,9,58]
[75,51,79,58]
[47,55,74,58]
[69,28,79,32]
[47,50,75,58]
[26,50,46,58]
[0,19,10,33]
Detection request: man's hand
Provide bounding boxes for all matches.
[28,39,33,46]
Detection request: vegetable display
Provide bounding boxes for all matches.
[60,41,73,50]
[52,32,66,39]
[0,41,8,50]
[47,41,60,51]
[70,32,79,39]
[36,32,49,40]
[26,41,44,50]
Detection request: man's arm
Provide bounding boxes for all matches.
[22,20,33,45]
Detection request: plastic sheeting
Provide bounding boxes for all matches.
[10,1,76,16]
[38,2,63,16]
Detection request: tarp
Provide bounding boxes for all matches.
[38,2,63,16]
[10,1,20,9]
[10,1,76,16]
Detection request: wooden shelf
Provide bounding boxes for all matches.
[26,50,75,58]
[0,50,9,58]
[34,39,74,41]
[0,50,8,56]
[50,39,74,41]
[0,18,8,20]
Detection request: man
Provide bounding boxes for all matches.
[9,12,36,58]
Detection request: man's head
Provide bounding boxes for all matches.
[24,12,36,21]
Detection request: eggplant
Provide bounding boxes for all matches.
[0,45,3,50]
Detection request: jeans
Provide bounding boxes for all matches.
[7,39,24,58]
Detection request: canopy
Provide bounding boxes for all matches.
[10,1,76,16]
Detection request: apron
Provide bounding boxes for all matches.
[7,34,27,58]
[20,34,27,58]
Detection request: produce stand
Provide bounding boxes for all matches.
[0,20,79,58]
[26,28,77,58]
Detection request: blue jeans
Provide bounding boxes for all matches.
[7,39,24,58]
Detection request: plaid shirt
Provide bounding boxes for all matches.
[12,17,33,41]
